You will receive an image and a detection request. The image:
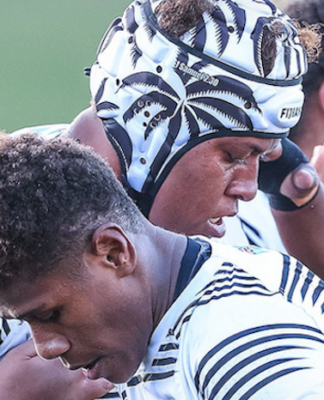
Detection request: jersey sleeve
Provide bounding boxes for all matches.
[0,318,31,361]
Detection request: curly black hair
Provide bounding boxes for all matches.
[0,134,144,288]
[284,0,324,94]
[157,0,321,77]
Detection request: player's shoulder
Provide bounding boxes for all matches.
[190,237,324,329]
[11,124,69,140]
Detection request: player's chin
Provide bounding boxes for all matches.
[94,356,142,384]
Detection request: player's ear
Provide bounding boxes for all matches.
[90,223,137,278]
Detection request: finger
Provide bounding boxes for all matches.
[80,377,115,400]
[292,166,317,192]
[9,339,38,360]
[280,164,319,206]
[311,145,324,182]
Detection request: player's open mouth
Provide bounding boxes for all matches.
[81,358,102,380]
[209,217,221,225]
[204,217,226,238]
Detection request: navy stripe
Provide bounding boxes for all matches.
[195,288,273,306]
[313,281,324,305]
[239,367,308,400]
[294,45,303,79]
[200,270,260,294]
[202,344,307,392]
[198,334,323,391]
[213,275,257,285]
[240,217,262,238]
[175,278,271,331]
[2,319,10,335]
[287,261,303,302]
[175,289,274,339]
[195,323,322,390]
[221,262,234,267]
[301,270,314,301]
[279,254,290,294]
[127,376,142,387]
[100,393,121,399]
[0,318,10,344]
[145,371,175,382]
[219,360,304,400]
[197,274,259,297]
[174,238,211,301]
[201,277,264,296]
[158,343,179,352]
[152,357,177,366]
[127,370,176,388]
[214,267,247,276]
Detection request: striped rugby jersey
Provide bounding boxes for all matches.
[116,237,324,399]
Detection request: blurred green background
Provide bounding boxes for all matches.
[0,0,290,132]
[0,0,130,132]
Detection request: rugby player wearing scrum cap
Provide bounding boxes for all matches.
[83,0,323,273]
[1,0,324,399]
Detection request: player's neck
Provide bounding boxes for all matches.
[132,223,188,329]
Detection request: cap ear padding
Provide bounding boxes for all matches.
[90,0,307,215]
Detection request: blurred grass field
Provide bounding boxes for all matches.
[1,0,290,132]
[0,0,130,132]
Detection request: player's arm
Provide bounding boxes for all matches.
[259,139,324,278]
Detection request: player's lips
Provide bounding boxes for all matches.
[67,357,99,373]
[80,358,102,380]
[206,217,226,237]
[206,213,237,238]
[209,217,221,225]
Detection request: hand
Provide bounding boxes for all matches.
[259,139,320,210]
[310,144,324,183]
[0,340,114,400]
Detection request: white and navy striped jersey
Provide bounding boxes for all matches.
[236,191,287,252]
[0,318,31,361]
[116,237,324,399]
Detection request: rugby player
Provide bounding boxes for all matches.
[1,135,324,399]
[1,0,323,398]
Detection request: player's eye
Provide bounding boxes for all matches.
[227,152,247,165]
[34,309,61,324]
